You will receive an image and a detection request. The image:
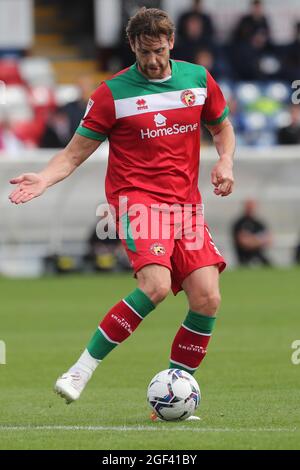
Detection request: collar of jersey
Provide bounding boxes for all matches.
[131,60,177,83]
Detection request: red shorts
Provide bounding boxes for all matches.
[113,195,226,295]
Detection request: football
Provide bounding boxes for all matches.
[147,369,201,421]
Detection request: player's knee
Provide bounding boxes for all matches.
[190,291,221,315]
[155,282,171,304]
[150,281,171,305]
[137,266,171,305]
[139,278,171,305]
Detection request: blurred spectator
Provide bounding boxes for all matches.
[281,21,300,82]
[40,108,71,148]
[193,47,231,79]
[232,199,272,266]
[63,75,94,135]
[0,117,26,154]
[194,48,215,72]
[230,28,280,81]
[174,14,214,63]
[229,0,281,81]
[277,105,300,145]
[232,0,271,43]
[177,0,214,42]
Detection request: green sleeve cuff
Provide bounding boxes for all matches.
[202,105,230,126]
[76,126,107,141]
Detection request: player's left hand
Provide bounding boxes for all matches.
[211,159,234,197]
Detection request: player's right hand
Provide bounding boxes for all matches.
[9,173,48,205]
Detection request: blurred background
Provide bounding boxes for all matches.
[0,0,300,277]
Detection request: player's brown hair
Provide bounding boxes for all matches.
[126,7,175,43]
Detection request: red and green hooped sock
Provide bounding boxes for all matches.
[169,310,216,375]
[87,288,155,360]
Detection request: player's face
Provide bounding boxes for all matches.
[130,34,174,80]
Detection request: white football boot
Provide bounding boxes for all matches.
[54,369,91,404]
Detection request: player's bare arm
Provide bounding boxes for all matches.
[206,117,235,197]
[9,134,101,205]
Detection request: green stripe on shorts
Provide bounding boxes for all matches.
[121,213,137,253]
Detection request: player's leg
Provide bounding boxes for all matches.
[169,265,220,374]
[84,264,170,361]
[150,266,220,423]
[55,264,171,403]
[168,221,225,375]
[151,267,219,423]
[55,198,174,403]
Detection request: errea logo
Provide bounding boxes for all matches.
[136,98,148,111]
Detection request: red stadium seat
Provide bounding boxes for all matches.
[0,60,23,85]
[13,117,46,147]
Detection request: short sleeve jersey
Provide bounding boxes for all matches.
[76,60,229,206]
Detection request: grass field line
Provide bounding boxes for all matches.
[0,425,297,433]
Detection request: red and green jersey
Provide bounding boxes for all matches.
[76,60,229,205]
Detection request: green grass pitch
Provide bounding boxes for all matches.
[0,268,299,450]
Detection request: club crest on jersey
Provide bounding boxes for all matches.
[136,98,148,111]
[150,243,166,256]
[181,90,196,107]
